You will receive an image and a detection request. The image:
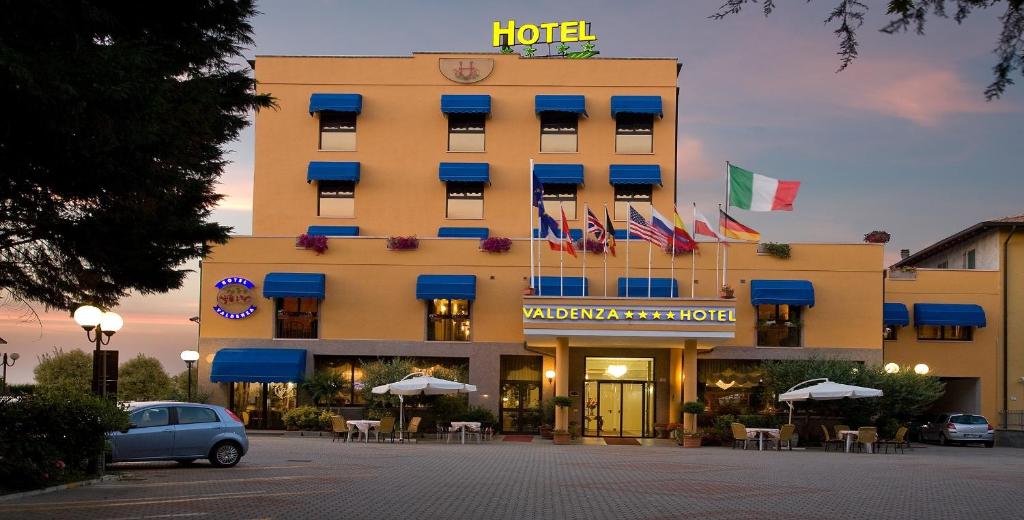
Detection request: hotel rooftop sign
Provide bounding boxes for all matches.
[492,19,599,58]
[522,297,736,342]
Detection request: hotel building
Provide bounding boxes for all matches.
[196,52,1009,437]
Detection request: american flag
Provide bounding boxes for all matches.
[585,207,606,248]
[628,206,668,247]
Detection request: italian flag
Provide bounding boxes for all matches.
[728,164,801,211]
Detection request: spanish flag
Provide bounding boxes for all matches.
[719,209,760,242]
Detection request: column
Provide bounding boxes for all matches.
[683,339,698,431]
[555,337,569,430]
[669,347,683,423]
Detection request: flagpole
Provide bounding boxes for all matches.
[530,159,535,290]
[559,220,564,297]
[582,202,588,293]
[690,203,697,298]
[603,203,609,297]
[646,233,653,298]
[626,203,631,298]
[670,206,676,297]
[723,161,730,287]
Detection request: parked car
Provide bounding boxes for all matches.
[918,413,994,447]
[109,401,249,466]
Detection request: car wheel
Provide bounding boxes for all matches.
[984,442,994,448]
[176,459,197,466]
[209,441,242,468]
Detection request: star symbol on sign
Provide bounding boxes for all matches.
[652,311,662,320]
[666,311,676,320]
[638,311,648,320]
[624,311,634,319]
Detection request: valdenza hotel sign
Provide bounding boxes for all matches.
[523,305,736,325]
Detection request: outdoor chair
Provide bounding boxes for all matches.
[854,426,878,453]
[834,424,851,439]
[880,426,910,454]
[398,416,421,442]
[330,415,354,443]
[463,424,482,444]
[730,422,755,450]
[820,424,844,452]
[772,423,796,451]
[435,422,450,441]
[374,416,397,443]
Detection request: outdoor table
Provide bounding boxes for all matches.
[745,427,780,451]
[347,420,381,443]
[839,430,873,453]
[449,421,481,444]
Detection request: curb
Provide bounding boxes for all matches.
[0,474,120,502]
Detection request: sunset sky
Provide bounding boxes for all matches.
[3,0,1022,383]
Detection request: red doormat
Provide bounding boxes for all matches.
[603,437,641,446]
[502,435,534,442]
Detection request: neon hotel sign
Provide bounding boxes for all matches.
[523,305,736,324]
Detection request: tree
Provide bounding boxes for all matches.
[300,371,348,407]
[118,355,172,402]
[711,1,1024,99]
[168,369,211,403]
[34,348,91,395]
[0,1,274,312]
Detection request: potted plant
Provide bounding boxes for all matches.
[863,230,892,244]
[672,428,703,448]
[551,396,574,445]
[719,284,735,299]
[682,401,704,433]
[387,235,419,250]
[296,233,328,254]
[654,423,668,439]
[480,237,512,253]
[762,242,791,259]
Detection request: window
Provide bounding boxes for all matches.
[177,407,219,425]
[541,183,577,220]
[319,112,356,151]
[427,298,471,341]
[448,113,485,152]
[615,113,654,153]
[318,180,355,218]
[756,304,802,347]
[540,112,578,153]
[130,407,170,428]
[883,326,898,341]
[917,324,973,341]
[936,260,949,269]
[275,297,319,339]
[965,249,976,269]
[613,185,653,220]
[446,181,484,219]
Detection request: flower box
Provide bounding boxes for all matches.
[296,233,328,254]
[479,237,512,253]
[387,236,419,250]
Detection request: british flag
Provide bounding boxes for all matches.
[585,207,606,249]
[628,206,668,247]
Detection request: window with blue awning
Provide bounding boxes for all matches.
[309,93,362,115]
[263,273,326,299]
[533,164,584,185]
[416,275,477,300]
[610,96,663,118]
[306,226,358,237]
[210,348,307,383]
[438,227,489,239]
[609,165,662,186]
[750,280,815,307]
[914,304,986,327]
[535,95,587,116]
[884,303,910,326]
[438,163,490,183]
[532,276,588,296]
[307,162,360,183]
[618,278,678,298]
[441,95,491,114]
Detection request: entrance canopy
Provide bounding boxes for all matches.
[210,348,306,383]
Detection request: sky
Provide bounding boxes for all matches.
[2,0,1022,383]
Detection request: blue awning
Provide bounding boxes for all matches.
[307,162,360,183]
[533,276,588,297]
[263,273,326,299]
[533,228,583,241]
[441,95,491,114]
[416,275,477,300]
[438,227,489,239]
[609,164,662,186]
[535,95,587,116]
[618,278,678,298]
[210,348,307,383]
[306,226,359,237]
[750,280,815,307]
[914,304,986,327]
[439,163,490,183]
[309,93,362,115]
[611,96,663,118]
[534,164,584,185]
[884,303,910,326]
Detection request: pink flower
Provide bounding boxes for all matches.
[55,460,66,469]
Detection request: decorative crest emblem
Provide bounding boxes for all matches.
[439,58,494,84]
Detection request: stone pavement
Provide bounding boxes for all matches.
[1,437,1021,520]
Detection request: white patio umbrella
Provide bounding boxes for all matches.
[371,372,477,440]
[778,378,883,423]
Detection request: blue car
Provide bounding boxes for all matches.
[110,401,249,467]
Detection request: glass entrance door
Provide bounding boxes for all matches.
[584,381,653,437]
[500,382,541,433]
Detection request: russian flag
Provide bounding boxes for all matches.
[652,208,695,252]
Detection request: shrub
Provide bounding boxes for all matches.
[296,233,328,254]
[552,396,573,408]
[682,401,705,414]
[301,371,348,407]
[458,405,497,425]
[480,237,512,253]
[386,236,419,250]
[282,406,328,430]
[33,348,91,395]
[0,391,129,490]
[118,354,172,402]
[762,242,791,259]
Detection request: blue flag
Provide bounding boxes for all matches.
[532,172,544,208]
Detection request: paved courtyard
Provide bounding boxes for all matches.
[1,436,1022,520]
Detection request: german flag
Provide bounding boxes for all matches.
[719,210,760,242]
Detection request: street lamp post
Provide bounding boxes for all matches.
[1,338,19,395]
[73,305,124,398]
[180,350,200,401]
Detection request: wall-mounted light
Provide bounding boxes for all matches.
[884,362,900,374]
[544,369,556,384]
